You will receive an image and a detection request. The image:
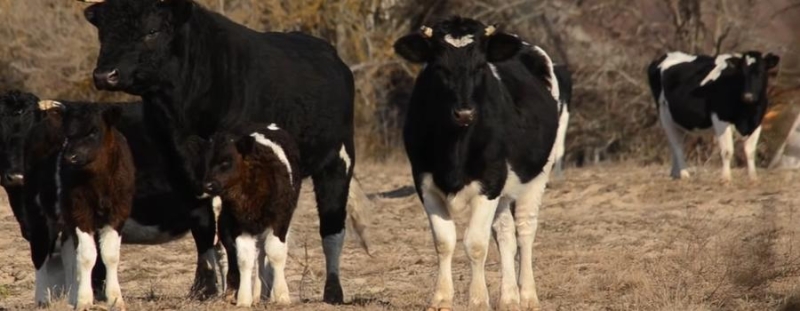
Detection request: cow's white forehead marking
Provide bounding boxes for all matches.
[267,123,280,130]
[444,34,474,48]
[745,56,757,66]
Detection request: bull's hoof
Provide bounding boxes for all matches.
[189,269,219,300]
[322,276,344,304]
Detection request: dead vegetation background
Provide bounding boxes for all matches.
[1,0,799,165]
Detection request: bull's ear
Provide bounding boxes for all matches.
[160,0,193,26]
[102,106,122,127]
[765,53,780,70]
[394,33,432,64]
[486,33,522,62]
[83,4,101,26]
[235,135,256,156]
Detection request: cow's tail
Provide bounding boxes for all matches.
[347,176,373,256]
[647,54,667,108]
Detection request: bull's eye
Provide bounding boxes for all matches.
[144,29,160,41]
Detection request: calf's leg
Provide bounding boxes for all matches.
[235,234,257,307]
[74,228,97,311]
[99,226,125,310]
[264,228,291,305]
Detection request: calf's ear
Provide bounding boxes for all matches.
[394,33,432,64]
[765,53,780,70]
[102,106,122,127]
[235,135,256,156]
[486,33,522,63]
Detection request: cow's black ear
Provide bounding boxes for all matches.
[84,4,101,26]
[160,0,193,25]
[765,53,780,69]
[486,33,523,62]
[394,34,432,64]
[102,106,122,127]
[235,135,256,156]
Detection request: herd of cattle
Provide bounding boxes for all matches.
[0,0,780,310]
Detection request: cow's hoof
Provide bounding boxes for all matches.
[322,277,344,304]
[520,298,540,311]
[224,288,237,304]
[75,302,93,311]
[468,301,491,311]
[426,308,452,311]
[498,301,521,311]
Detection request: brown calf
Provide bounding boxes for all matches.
[201,123,301,307]
[56,104,134,311]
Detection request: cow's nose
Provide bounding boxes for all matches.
[4,173,23,186]
[93,68,119,88]
[742,93,756,103]
[64,153,79,164]
[452,108,476,127]
[204,182,219,194]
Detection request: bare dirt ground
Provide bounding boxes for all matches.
[2,161,800,311]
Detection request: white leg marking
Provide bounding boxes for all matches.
[99,226,125,310]
[464,195,499,309]
[515,167,552,311]
[712,114,734,182]
[493,198,520,309]
[75,228,96,310]
[659,100,690,179]
[212,196,222,245]
[339,144,352,173]
[61,236,77,306]
[553,105,570,177]
[215,242,229,293]
[34,257,53,307]
[420,175,456,310]
[744,125,762,181]
[264,228,291,305]
[235,234,257,307]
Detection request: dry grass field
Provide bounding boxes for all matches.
[2,161,800,311]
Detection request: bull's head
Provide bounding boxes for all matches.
[394,17,522,128]
[78,0,193,95]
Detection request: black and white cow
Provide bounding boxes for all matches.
[648,51,780,181]
[552,64,572,177]
[394,17,559,311]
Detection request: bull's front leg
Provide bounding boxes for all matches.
[189,200,222,299]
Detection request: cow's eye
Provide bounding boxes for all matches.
[144,29,160,41]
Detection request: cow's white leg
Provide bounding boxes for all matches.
[235,234,257,307]
[34,256,53,307]
[74,228,97,311]
[516,170,550,311]
[99,226,125,310]
[744,125,762,181]
[712,114,734,182]
[421,186,456,310]
[659,102,690,179]
[61,236,77,305]
[493,198,519,310]
[264,228,291,305]
[463,195,498,311]
[553,105,570,178]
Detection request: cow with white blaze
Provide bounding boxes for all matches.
[394,17,559,311]
[648,51,779,181]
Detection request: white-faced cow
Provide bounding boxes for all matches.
[394,17,559,311]
[77,0,362,302]
[648,51,780,181]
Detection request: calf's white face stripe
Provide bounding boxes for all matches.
[700,54,735,86]
[250,133,293,185]
[746,56,756,66]
[444,34,474,48]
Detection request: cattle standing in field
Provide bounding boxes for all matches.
[78,0,362,302]
[552,64,572,177]
[648,51,780,181]
[394,17,559,311]
[199,124,301,307]
[56,104,135,311]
